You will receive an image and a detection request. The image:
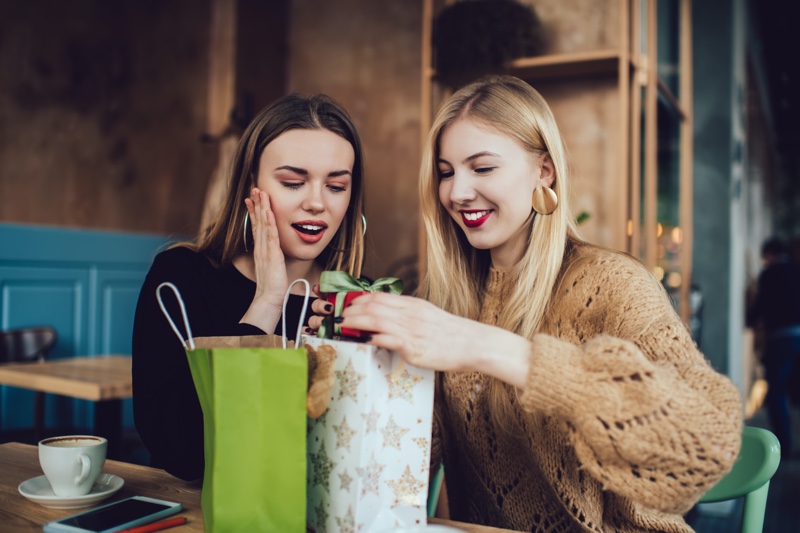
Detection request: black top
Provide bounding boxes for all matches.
[749,259,800,334]
[132,246,312,481]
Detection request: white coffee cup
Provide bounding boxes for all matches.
[38,435,107,497]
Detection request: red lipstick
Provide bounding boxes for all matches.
[460,210,492,228]
[291,220,327,243]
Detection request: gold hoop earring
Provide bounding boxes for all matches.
[532,186,558,215]
[243,212,250,252]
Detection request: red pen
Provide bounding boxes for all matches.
[117,516,187,533]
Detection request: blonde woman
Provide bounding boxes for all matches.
[133,94,365,481]
[314,76,742,531]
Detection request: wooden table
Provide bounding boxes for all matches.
[0,442,514,532]
[0,356,132,458]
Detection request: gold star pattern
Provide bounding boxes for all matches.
[355,452,385,496]
[310,446,335,492]
[335,506,355,533]
[335,359,366,401]
[386,362,424,403]
[361,405,380,433]
[334,416,357,451]
[338,468,354,492]
[315,501,328,530]
[380,415,410,450]
[412,437,429,456]
[314,407,330,428]
[385,465,426,508]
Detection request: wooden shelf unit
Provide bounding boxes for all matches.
[420,0,694,323]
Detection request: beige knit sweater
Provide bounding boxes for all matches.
[432,243,743,532]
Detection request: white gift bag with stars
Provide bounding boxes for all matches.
[302,335,435,533]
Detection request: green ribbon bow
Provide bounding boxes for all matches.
[317,271,404,339]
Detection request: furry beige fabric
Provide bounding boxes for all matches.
[432,242,743,532]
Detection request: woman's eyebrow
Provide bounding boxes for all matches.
[463,151,500,163]
[328,170,352,178]
[275,165,351,178]
[275,165,308,175]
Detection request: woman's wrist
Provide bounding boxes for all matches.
[471,326,532,389]
[239,298,283,332]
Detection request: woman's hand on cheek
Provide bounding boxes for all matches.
[340,292,480,372]
[240,188,289,331]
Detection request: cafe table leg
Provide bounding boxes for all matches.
[94,399,123,460]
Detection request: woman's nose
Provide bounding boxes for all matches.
[449,173,476,204]
[302,184,325,213]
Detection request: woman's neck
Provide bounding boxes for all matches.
[286,259,324,292]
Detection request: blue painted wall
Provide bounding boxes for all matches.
[0,223,180,433]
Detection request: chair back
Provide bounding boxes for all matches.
[699,426,781,533]
[0,326,58,363]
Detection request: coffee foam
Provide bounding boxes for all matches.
[42,436,104,448]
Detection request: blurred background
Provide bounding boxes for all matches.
[1,0,798,531]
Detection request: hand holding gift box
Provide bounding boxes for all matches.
[317,271,404,339]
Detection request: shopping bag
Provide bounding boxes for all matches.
[157,281,309,533]
[303,334,435,532]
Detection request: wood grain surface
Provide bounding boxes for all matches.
[0,442,515,532]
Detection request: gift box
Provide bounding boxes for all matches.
[318,272,403,339]
[302,334,435,532]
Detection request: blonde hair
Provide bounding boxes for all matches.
[418,76,579,424]
[181,94,365,277]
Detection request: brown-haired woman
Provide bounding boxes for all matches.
[133,93,366,481]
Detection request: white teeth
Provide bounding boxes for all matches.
[298,224,323,231]
[463,210,490,221]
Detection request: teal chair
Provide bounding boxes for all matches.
[427,464,444,517]
[698,426,781,533]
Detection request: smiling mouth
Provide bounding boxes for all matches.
[291,223,325,235]
[460,210,492,228]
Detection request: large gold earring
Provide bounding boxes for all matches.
[532,186,558,215]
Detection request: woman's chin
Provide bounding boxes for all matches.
[283,243,329,263]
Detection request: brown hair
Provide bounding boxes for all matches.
[185,93,365,277]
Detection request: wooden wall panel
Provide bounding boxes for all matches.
[288,0,422,278]
[518,0,622,54]
[535,78,624,250]
[0,223,172,432]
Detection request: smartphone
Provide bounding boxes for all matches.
[43,496,182,533]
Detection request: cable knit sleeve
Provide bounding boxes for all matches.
[519,250,743,513]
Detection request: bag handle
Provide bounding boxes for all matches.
[156,282,195,350]
[282,279,311,350]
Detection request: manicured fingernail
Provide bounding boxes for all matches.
[324,303,333,312]
[334,317,344,324]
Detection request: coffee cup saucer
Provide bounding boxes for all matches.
[18,473,124,509]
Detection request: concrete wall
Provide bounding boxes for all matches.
[0,0,287,237]
[0,1,215,235]
[287,0,422,279]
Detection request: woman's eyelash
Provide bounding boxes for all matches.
[328,185,348,193]
[475,167,495,174]
[281,181,303,189]
[438,170,454,179]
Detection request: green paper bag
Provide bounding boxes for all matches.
[157,283,308,532]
